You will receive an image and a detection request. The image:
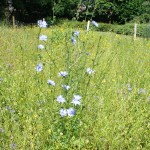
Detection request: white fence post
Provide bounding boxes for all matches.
[134,23,137,40]
[87,20,90,31]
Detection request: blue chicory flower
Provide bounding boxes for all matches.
[126,83,132,91]
[58,71,68,77]
[57,95,66,103]
[71,95,82,106]
[38,44,44,50]
[71,36,76,45]
[37,20,48,28]
[92,20,99,27]
[10,143,16,150]
[86,68,95,75]
[67,108,75,117]
[62,85,70,90]
[74,31,80,37]
[138,88,146,95]
[36,63,43,72]
[47,79,55,86]
[73,95,82,101]
[39,35,47,41]
[60,108,68,117]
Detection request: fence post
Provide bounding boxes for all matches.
[87,20,90,31]
[134,23,137,40]
[12,15,15,28]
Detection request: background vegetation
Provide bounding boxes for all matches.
[58,20,150,38]
[0,0,150,24]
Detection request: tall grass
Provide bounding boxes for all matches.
[0,24,150,149]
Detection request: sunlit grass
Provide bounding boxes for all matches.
[0,24,150,149]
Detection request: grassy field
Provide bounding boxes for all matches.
[0,24,150,149]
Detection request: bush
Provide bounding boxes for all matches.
[58,20,149,38]
[96,23,150,38]
[140,24,150,38]
[58,19,87,29]
[96,23,113,32]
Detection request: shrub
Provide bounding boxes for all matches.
[58,20,149,38]
[141,24,150,38]
[97,23,150,38]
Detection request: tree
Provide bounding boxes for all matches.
[1,0,149,24]
[54,0,80,18]
[94,0,116,23]
[0,0,9,20]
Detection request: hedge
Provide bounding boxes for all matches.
[94,23,150,38]
[59,20,150,38]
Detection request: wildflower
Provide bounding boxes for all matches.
[0,128,4,133]
[58,71,68,77]
[126,83,132,91]
[36,63,43,72]
[71,99,81,106]
[71,94,82,106]
[71,36,76,45]
[37,20,47,28]
[128,87,132,91]
[47,79,55,86]
[126,83,131,88]
[38,44,44,50]
[73,95,82,101]
[56,95,66,103]
[92,20,99,27]
[86,68,95,75]
[67,108,75,117]
[6,106,15,113]
[10,143,16,150]
[39,35,47,41]
[8,63,12,68]
[86,52,90,55]
[138,88,146,95]
[74,31,80,37]
[62,85,70,90]
[60,108,67,117]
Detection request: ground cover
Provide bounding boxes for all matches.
[0,24,150,149]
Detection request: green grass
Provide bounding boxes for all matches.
[0,24,150,149]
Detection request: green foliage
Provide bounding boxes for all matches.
[0,0,6,18]
[130,1,150,24]
[92,22,150,38]
[141,24,150,38]
[94,0,116,23]
[1,0,150,24]
[115,0,149,24]
[61,20,150,38]
[54,0,80,18]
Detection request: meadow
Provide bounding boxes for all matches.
[0,22,150,149]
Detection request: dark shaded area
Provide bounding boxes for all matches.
[0,0,150,25]
[12,1,53,23]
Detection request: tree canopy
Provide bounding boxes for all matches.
[0,0,149,24]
